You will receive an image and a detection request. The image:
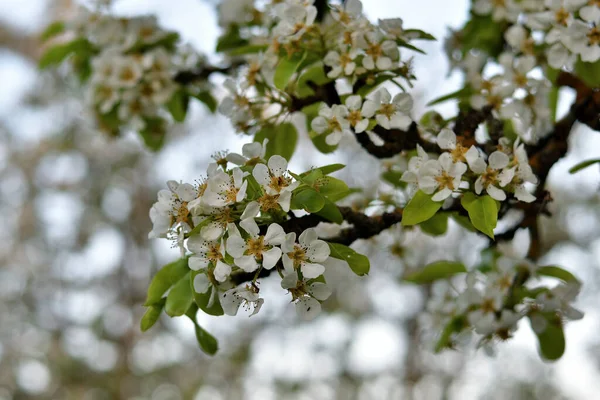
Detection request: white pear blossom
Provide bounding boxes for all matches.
[437,128,480,166]
[281,229,330,279]
[401,144,429,184]
[281,274,333,320]
[226,141,267,166]
[324,50,358,78]
[379,18,404,39]
[252,155,299,199]
[220,285,264,316]
[363,88,413,130]
[331,0,363,25]
[273,3,317,42]
[418,153,467,201]
[187,235,232,282]
[467,288,504,335]
[568,11,600,62]
[227,220,286,272]
[470,151,515,201]
[311,104,352,145]
[357,30,399,70]
[344,95,371,133]
[148,181,197,239]
[203,168,248,207]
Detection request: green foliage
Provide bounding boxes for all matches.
[401,190,443,226]
[404,260,467,284]
[460,14,507,58]
[427,86,472,106]
[166,89,190,122]
[574,58,600,87]
[460,193,498,239]
[190,270,224,316]
[530,312,566,361]
[226,44,269,56]
[381,170,406,187]
[419,212,449,236]
[216,26,248,52]
[290,188,326,213]
[40,21,65,42]
[435,316,466,352]
[39,38,93,69]
[537,266,579,284]
[144,258,189,306]
[314,199,344,223]
[302,163,345,176]
[296,62,332,97]
[328,243,370,276]
[274,52,307,91]
[569,158,600,174]
[165,272,194,317]
[140,299,165,332]
[254,123,298,161]
[192,91,218,113]
[139,117,167,151]
[186,305,219,356]
[404,29,437,41]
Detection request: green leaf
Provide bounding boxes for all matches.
[314,199,343,224]
[404,29,436,41]
[216,26,248,52]
[254,123,298,161]
[404,260,466,284]
[316,176,350,199]
[537,266,579,284]
[190,270,224,316]
[194,324,219,355]
[39,38,91,69]
[296,62,332,97]
[167,89,190,122]
[569,158,600,174]
[459,14,507,58]
[419,212,449,236]
[301,163,345,176]
[401,190,443,226]
[460,193,498,239]
[192,91,218,113]
[427,86,471,106]
[530,313,566,361]
[325,188,361,203]
[435,316,466,352]
[328,243,370,276]
[574,58,600,87]
[274,52,306,91]
[139,117,167,151]
[382,170,407,187]
[356,73,397,97]
[145,258,189,306]
[226,44,269,56]
[165,272,194,317]
[140,299,165,332]
[396,39,426,54]
[290,188,326,213]
[40,21,65,42]
[450,212,477,232]
[186,305,219,355]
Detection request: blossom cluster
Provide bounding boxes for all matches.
[66,7,206,134]
[148,142,332,320]
[216,0,422,145]
[401,128,537,203]
[425,246,583,354]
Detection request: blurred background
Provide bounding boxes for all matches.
[1,0,600,399]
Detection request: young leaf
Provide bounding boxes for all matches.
[404,29,437,41]
[328,243,370,276]
[145,258,189,306]
[316,176,350,198]
[194,324,219,355]
[460,193,498,239]
[314,199,344,224]
[419,212,449,236]
[290,188,326,213]
[401,190,443,226]
[39,38,91,69]
[190,270,224,316]
[139,117,167,151]
[427,86,471,106]
[274,52,306,91]
[40,21,66,42]
[165,272,194,317]
[435,316,466,352]
[530,313,566,361]
[404,261,466,284]
[568,158,600,174]
[192,91,218,113]
[216,26,247,52]
[140,299,165,332]
[537,266,579,284]
[300,163,345,177]
[296,62,332,98]
[167,89,190,122]
[254,123,298,161]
